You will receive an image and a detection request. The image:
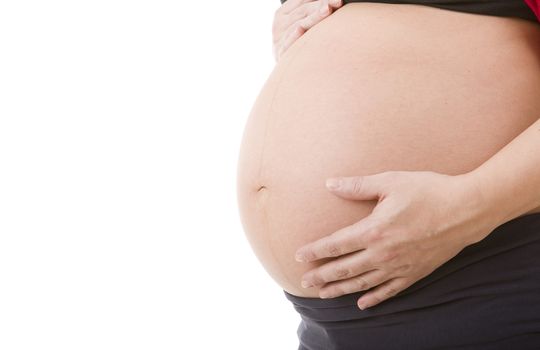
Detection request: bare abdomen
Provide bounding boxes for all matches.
[236,3,540,297]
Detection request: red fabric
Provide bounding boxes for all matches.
[525,0,540,21]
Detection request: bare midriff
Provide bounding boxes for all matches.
[236,3,540,298]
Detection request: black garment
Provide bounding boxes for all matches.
[279,0,539,24]
[284,212,540,349]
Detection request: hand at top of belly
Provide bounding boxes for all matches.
[272,0,342,61]
[294,170,497,310]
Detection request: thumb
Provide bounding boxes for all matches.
[326,174,384,200]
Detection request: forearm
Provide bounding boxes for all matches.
[461,117,540,229]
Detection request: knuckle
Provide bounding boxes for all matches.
[354,276,369,290]
[378,249,397,264]
[297,18,307,30]
[333,265,351,279]
[319,4,330,16]
[311,273,324,285]
[366,225,384,243]
[303,249,316,261]
[305,14,317,27]
[384,286,399,298]
[324,241,341,257]
[351,177,364,195]
[396,263,412,274]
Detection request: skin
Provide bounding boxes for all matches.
[237,2,540,311]
[272,2,540,310]
[272,0,343,61]
[295,116,540,311]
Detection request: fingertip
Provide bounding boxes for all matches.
[357,298,369,310]
[319,5,330,16]
[330,0,343,8]
[326,178,342,190]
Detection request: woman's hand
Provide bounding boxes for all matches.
[294,170,498,310]
[273,0,343,62]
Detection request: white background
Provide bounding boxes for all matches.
[0,1,300,349]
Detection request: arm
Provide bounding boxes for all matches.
[461,117,540,236]
[295,116,540,308]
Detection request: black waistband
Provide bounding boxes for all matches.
[284,212,540,320]
[280,0,540,24]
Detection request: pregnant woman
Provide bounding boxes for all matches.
[236,0,540,348]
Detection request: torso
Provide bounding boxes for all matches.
[236,3,540,298]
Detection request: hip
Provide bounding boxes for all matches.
[284,212,540,350]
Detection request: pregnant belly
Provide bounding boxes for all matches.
[236,3,540,298]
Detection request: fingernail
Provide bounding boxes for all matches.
[301,280,312,288]
[326,178,341,190]
[295,252,304,262]
[319,290,331,299]
[358,300,368,310]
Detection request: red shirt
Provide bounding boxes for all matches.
[525,0,540,20]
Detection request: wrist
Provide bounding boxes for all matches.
[450,171,508,245]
